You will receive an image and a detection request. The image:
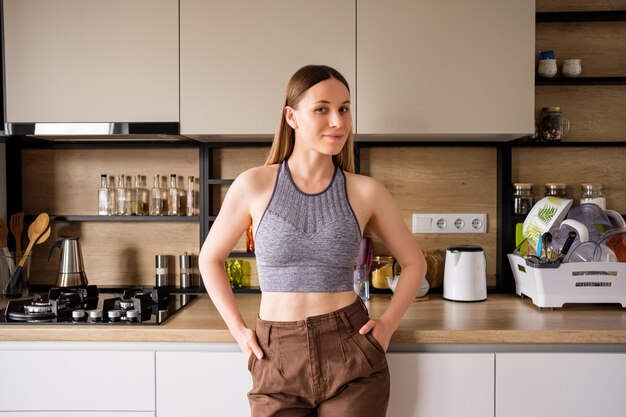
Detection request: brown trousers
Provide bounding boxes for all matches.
[247,297,390,417]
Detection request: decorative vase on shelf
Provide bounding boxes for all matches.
[538,59,558,78]
[562,59,582,78]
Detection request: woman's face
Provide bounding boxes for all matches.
[285,78,352,156]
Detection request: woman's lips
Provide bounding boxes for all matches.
[323,133,345,141]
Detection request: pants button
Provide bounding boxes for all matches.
[307,322,315,329]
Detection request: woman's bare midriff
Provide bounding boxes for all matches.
[259,291,358,321]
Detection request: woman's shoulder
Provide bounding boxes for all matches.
[343,171,387,196]
[233,164,280,193]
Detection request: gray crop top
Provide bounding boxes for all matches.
[254,161,362,292]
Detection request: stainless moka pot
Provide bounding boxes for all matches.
[48,236,88,287]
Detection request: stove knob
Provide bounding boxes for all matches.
[88,309,103,322]
[72,309,86,322]
[107,309,121,322]
[119,299,135,311]
[126,309,140,323]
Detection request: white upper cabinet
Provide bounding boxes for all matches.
[3,0,179,123]
[180,0,356,136]
[356,0,535,139]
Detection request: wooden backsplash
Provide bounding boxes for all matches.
[22,147,200,286]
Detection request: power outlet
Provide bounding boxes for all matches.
[412,213,487,234]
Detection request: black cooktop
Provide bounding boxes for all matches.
[0,285,198,325]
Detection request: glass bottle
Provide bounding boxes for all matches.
[177,175,187,216]
[353,264,370,301]
[149,174,163,216]
[186,176,195,216]
[545,183,568,199]
[133,175,149,215]
[168,174,179,216]
[98,174,112,215]
[130,175,140,215]
[115,174,129,215]
[107,175,116,214]
[580,183,606,210]
[161,175,169,215]
[512,183,534,215]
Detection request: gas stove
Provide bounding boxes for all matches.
[0,285,197,325]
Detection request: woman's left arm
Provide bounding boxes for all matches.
[357,179,427,350]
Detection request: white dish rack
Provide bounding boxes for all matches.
[507,254,626,308]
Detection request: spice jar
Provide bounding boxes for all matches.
[545,182,568,199]
[512,183,534,215]
[540,107,570,141]
[580,183,606,209]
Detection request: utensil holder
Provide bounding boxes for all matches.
[1,251,31,297]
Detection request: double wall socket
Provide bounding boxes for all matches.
[412,213,487,234]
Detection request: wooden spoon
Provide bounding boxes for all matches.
[9,212,24,255]
[4,213,49,294]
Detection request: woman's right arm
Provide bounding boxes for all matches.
[198,171,264,360]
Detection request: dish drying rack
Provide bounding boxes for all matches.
[507,254,626,309]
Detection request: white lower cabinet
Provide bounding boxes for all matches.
[387,353,495,417]
[496,353,626,417]
[156,350,251,417]
[0,349,155,414]
[154,350,494,417]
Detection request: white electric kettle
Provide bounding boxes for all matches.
[443,245,487,302]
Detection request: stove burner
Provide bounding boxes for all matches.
[1,285,196,325]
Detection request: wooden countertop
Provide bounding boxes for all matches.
[2,294,626,344]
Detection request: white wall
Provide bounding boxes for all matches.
[0,142,6,222]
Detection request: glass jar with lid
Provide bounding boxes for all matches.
[540,107,570,141]
[512,183,534,215]
[580,183,606,209]
[545,182,568,198]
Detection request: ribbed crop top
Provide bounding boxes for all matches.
[254,161,362,292]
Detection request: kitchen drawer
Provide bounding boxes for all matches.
[0,350,154,411]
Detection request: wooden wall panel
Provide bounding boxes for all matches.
[211,147,269,179]
[360,147,498,285]
[535,85,626,141]
[536,22,626,77]
[28,221,200,287]
[22,148,199,215]
[536,0,626,12]
[512,147,626,213]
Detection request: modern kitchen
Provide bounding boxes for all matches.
[1,0,626,416]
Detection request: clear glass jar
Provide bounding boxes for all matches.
[540,107,570,141]
[545,182,568,198]
[513,183,534,215]
[580,183,606,209]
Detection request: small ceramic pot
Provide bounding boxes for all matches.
[562,59,582,78]
[537,59,558,78]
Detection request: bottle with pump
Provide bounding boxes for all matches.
[187,176,195,216]
[98,174,112,215]
[150,174,163,216]
[168,174,179,216]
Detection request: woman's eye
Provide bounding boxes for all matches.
[315,107,327,113]
[340,107,350,114]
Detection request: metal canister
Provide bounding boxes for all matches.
[155,255,169,287]
[179,252,194,288]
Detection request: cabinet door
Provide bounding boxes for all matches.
[180,0,356,135]
[387,353,494,417]
[357,0,535,137]
[497,353,626,417]
[3,0,178,123]
[0,350,155,411]
[156,350,251,417]
[0,413,153,417]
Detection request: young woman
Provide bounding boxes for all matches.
[199,65,427,417]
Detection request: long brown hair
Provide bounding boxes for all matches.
[265,65,355,173]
